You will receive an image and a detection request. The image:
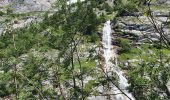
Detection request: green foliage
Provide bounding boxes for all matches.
[114,0,140,16]
[84,80,96,96]
[103,3,113,14]
[5,18,11,22]
[99,13,107,23]
[89,32,100,43]
[0,11,4,16]
[0,0,169,99]
[0,72,12,97]
[128,60,170,99]
[0,1,103,99]
[116,38,131,53]
[6,7,13,15]
[19,55,50,99]
[119,42,170,99]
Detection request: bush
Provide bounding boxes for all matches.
[5,18,11,23]
[0,11,4,16]
[90,32,99,43]
[114,0,139,16]
[6,8,13,15]
[0,42,5,49]
[99,13,106,23]
[103,3,113,14]
[115,38,131,53]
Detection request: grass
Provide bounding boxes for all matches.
[74,59,97,70]
[119,42,170,71]
[119,43,170,63]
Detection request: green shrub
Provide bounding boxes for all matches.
[6,8,13,15]
[116,38,131,53]
[99,13,106,23]
[90,32,99,43]
[103,3,113,14]
[5,18,11,22]
[114,0,139,16]
[0,42,5,49]
[0,11,4,16]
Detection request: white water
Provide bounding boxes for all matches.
[67,0,85,5]
[102,20,112,73]
[102,20,135,100]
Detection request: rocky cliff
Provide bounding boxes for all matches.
[0,0,55,13]
[0,0,57,35]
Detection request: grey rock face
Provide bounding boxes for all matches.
[156,0,170,4]
[11,0,56,13]
[156,0,167,4]
[0,0,10,6]
[152,11,169,17]
[0,0,56,35]
[0,0,56,13]
[0,28,3,36]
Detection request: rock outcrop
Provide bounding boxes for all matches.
[0,0,57,35]
[116,1,170,43]
[0,0,56,13]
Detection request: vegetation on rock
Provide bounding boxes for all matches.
[0,0,169,99]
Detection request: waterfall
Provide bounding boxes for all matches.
[102,20,135,100]
[102,20,112,73]
[67,0,85,5]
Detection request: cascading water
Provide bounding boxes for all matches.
[102,20,135,100]
[67,0,85,5]
[102,20,112,73]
